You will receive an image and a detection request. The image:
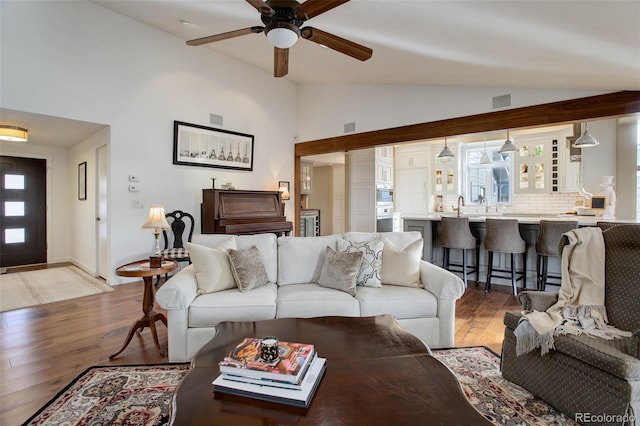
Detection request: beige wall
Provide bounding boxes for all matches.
[307,166,332,235]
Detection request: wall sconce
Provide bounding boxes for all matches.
[278,181,291,201]
[142,205,170,255]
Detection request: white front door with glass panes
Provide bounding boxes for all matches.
[463,141,512,206]
[514,137,550,193]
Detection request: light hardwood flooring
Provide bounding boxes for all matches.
[0,271,520,425]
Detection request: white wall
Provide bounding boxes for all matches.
[295,84,607,142]
[70,127,111,274]
[1,1,297,284]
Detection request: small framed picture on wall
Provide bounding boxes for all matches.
[78,161,87,200]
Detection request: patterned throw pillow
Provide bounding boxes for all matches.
[317,246,363,296]
[227,246,269,292]
[337,238,383,287]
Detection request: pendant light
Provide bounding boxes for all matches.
[437,138,454,162]
[480,136,491,164]
[573,121,599,148]
[498,129,516,153]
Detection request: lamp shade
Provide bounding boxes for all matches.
[0,125,28,142]
[266,23,299,49]
[480,151,492,164]
[437,139,454,162]
[498,130,516,153]
[278,182,291,200]
[142,205,170,230]
[573,126,599,148]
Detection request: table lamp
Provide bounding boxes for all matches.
[142,205,170,255]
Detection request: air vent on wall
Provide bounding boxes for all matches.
[492,94,511,109]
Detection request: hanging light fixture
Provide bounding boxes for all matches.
[573,121,599,148]
[437,138,454,162]
[498,129,516,153]
[480,136,491,164]
[0,125,28,142]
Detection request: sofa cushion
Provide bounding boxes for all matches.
[228,246,269,292]
[192,234,239,248]
[343,231,422,251]
[277,235,340,286]
[381,238,423,287]
[317,247,362,296]
[187,238,237,294]
[356,286,438,319]
[337,237,383,287]
[188,283,278,327]
[237,233,278,284]
[276,284,360,318]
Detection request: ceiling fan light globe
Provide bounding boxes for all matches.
[266,27,299,49]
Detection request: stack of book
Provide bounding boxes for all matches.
[212,337,326,408]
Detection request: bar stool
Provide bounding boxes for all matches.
[440,216,480,288]
[484,218,526,296]
[536,220,578,291]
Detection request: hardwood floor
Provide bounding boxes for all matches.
[0,275,520,425]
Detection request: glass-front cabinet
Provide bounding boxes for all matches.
[514,137,550,193]
[300,161,313,194]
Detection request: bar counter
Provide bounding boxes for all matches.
[403,213,637,291]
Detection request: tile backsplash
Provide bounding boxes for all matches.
[440,192,583,215]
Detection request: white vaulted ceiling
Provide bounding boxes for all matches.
[91,0,640,90]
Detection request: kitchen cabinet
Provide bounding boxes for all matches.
[300,161,313,194]
[395,145,429,170]
[432,146,458,195]
[374,146,394,186]
[349,149,376,232]
[514,137,550,193]
[395,168,428,216]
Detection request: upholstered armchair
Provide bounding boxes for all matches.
[501,224,640,423]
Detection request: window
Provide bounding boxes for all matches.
[463,141,512,205]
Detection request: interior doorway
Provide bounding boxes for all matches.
[0,156,47,267]
[96,144,109,279]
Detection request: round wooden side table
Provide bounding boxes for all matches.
[110,259,177,359]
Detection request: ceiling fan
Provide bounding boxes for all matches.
[186,0,373,78]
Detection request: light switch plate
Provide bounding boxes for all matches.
[128,184,139,192]
[129,175,139,182]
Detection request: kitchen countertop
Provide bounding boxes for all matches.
[401,213,638,227]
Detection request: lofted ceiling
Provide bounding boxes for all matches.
[92,0,640,90]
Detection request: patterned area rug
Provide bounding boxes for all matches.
[24,364,190,426]
[0,265,113,312]
[432,346,577,425]
[24,348,575,425]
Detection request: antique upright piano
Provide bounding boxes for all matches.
[201,189,292,236]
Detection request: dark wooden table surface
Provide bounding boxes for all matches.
[170,315,490,425]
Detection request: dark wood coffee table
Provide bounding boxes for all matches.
[170,315,490,425]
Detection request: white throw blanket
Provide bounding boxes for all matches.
[514,227,632,356]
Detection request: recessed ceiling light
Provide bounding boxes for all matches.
[180,19,193,26]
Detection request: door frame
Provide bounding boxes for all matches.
[95,143,109,281]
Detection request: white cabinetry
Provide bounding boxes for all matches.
[514,137,550,193]
[300,161,313,194]
[431,142,458,195]
[375,146,394,186]
[395,144,429,216]
[349,149,376,232]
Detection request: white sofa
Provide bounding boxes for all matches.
[156,231,465,362]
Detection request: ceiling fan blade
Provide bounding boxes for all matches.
[274,47,289,78]
[186,26,264,46]
[295,0,350,20]
[245,0,275,17]
[301,27,372,61]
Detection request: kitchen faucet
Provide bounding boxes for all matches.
[457,195,464,217]
[480,198,489,213]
